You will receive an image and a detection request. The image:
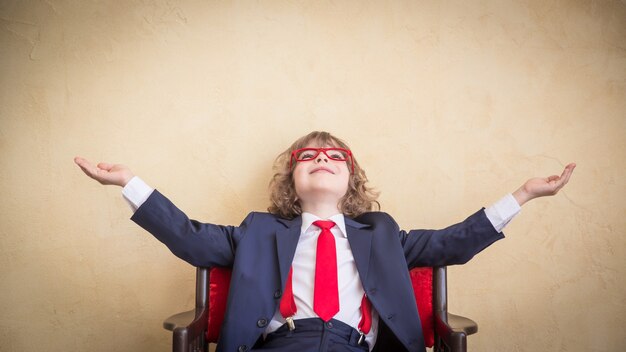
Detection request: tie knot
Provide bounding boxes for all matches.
[313,220,336,231]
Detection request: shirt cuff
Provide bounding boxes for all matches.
[122,176,154,212]
[484,193,522,233]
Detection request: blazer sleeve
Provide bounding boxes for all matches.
[130,189,253,267]
[396,208,505,268]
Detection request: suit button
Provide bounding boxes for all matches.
[387,313,395,320]
[274,289,282,298]
[257,318,268,328]
[325,321,333,329]
[238,345,248,352]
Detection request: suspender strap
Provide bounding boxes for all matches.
[279,268,297,330]
[358,294,372,334]
[278,266,372,336]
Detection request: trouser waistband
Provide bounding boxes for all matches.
[270,318,366,347]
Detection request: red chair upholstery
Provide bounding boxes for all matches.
[163,267,477,352]
[411,267,435,347]
[206,268,231,343]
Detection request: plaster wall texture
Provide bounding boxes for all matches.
[1,0,624,351]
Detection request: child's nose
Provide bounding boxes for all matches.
[316,156,328,163]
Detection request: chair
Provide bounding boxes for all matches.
[163,267,477,352]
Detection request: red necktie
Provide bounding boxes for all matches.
[312,220,339,322]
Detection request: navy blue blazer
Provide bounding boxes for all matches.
[131,190,504,352]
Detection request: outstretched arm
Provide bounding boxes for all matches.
[398,163,577,267]
[74,157,135,187]
[74,156,243,267]
[512,163,576,206]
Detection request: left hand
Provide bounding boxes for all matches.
[512,163,576,206]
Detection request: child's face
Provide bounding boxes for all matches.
[292,143,351,208]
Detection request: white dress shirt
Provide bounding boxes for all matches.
[263,211,380,348]
[122,176,521,350]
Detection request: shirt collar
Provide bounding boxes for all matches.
[301,212,347,238]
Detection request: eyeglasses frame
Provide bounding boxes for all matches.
[289,147,355,173]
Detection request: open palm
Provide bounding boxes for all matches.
[74,157,134,187]
[514,163,576,205]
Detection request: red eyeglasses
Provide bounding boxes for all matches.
[290,148,354,173]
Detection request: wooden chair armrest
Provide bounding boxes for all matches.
[434,312,477,352]
[164,308,209,352]
[164,309,196,331]
[447,313,478,335]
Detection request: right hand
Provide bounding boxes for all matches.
[74,156,135,187]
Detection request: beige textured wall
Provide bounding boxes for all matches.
[1,1,624,351]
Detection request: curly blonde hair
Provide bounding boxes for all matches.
[268,131,380,219]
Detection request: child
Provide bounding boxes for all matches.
[74,131,575,352]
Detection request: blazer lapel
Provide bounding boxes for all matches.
[345,217,373,286]
[274,216,373,292]
[275,216,302,290]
